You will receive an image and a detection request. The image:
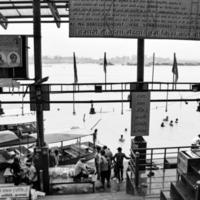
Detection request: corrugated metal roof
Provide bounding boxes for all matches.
[0,0,69,27]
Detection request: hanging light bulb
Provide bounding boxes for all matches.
[197,102,200,112]
[89,101,96,114]
[0,101,4,115]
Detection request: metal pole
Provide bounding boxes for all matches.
[165,84,169,112]
[33,0,49,194]
[73,85,76,115]
[33,0,44,147]
[137,39,144,83]
[195,180,200,200]
[135,152,140,188]
[134,39,145,141]
[121,83,124,115]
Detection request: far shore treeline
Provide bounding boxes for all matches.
[29,55,200,66]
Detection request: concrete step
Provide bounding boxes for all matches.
[181,173,198,192]
[160,190,182,200]
[190,163,200,178]
[160,190,171,200]
[170,182,194,200]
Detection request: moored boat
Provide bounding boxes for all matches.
[0,127,100,166]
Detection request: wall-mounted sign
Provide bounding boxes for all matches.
[0,35,28,79]
[0,35,22,68]
[131,92,150,136]
[30,84,50,111]
[70,0,200,40]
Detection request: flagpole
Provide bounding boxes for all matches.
[105,71,107,90]
[73,52,78,115]
[104,52,107,90]
[165,84,169,112]
[151,52,155,89]
[172,52,178,90]
[174,74,177,89]
[73,84,76,115]
[121,83,124,115]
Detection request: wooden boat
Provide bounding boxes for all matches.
[0,113,37,136]
[58,141,97,165]
[42,129,99,165]
[0,127,99,166]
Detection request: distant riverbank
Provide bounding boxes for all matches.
[29,55,200,66]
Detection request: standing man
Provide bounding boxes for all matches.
[99,150,109,189]
[93,129,98,148]
[95,146,101,180]
[113,147,130,182]
[103,146,113,187]
[10,156,21,185]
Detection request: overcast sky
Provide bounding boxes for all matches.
[1,23,200,60]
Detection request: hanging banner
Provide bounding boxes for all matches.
[131,92,150,136]
[69,0,200,40]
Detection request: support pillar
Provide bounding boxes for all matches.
[135,38,145,140]
[33,0,49,194]
[131,39,147,171]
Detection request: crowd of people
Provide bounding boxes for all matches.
[10,155,38,190]
[9,141,130,191]
[9,148,60,190]
[95,145,130,189]
[73,145,130,190]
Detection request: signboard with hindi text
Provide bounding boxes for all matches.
[30,84,50,111]
[70,0,200,40]
[0,185,30,199]
[131,92,150,136]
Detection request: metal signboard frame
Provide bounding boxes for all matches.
[69,0,200,40]
[0,35,29,79]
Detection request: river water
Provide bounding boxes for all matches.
[2,63,200,155]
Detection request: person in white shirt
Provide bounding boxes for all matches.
[24,160,38,190]
[74,158,89,180]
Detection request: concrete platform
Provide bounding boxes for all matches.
[43,191,144,200]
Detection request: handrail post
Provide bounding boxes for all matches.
[39,170,44,192]
[195,180,200,200]
[150,149,153,174]
[135,151,140,188]
[163,148,167,170]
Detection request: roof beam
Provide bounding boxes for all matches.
[0,5,67,10]
[0,12,8,29]
[5,14,69,19]
[46,0,61,28]
[0,0,68,4]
